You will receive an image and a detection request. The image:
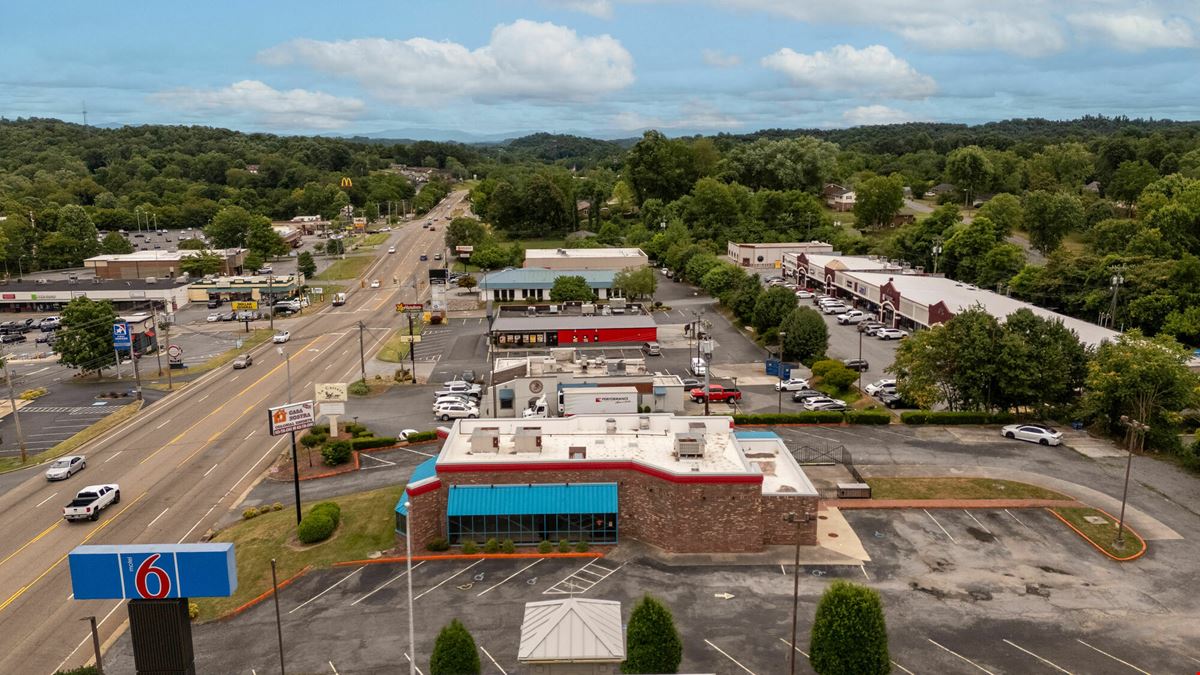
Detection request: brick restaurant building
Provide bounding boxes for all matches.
[396,415,819,554]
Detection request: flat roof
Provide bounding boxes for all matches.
[85,249,243,263]
[796,254,903,271]
[492,315,657,331]
[848,271,1120,348]
[439,415,817,496]
[0,278,189,292]
[732,241,832,249]
[525,247,646,259]
[480,268,617,289]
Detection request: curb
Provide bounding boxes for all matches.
[220,564,312,621]
[334,552,604,567]
[1046,506,1147,562]
[825,498,1084,510]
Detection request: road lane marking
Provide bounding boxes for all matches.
[244,431,256,440]
[104,451,122,463]
[35,492,59,508]
[147,508,169,528]
[705,639,756,674]
[204,463,219,477]
[230,375,239,382]
[924,509,957,543]
[479,645,507,674]
[198,394,209,402]
[414,560,484,600]
[156,419,171,430]
[1003,639,1073,673]
[0,521,61,569]
[289,567,364,614]
[477,559,543,596]
[928,639,997,674]
[350,561,426,606]
[1074,639,1150,674]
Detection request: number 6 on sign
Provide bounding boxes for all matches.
[135,554,172,599]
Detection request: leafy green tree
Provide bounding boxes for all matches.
[613,267,656,300]
[721,136,839,193]
[550,275,595,302]
[822,364,858,393]
[457,275,478,290]
[246,219,287,257]
[752,286,798,334]
[1023,191,1083,255]
[177,238,207,250]
[941,216,1001,283]
[700,262,741,299]
[1162,306,1200,346]
[622,595,682,674]
[244,251,265,272]
[1107,160,1159,206]
[994,309,1088,413]
[809,581,890,675]
[325,238,345,256]
[468,242,509,271]
[53,297,117,377]
[624,130,704,205]
[297,250,316,279]
[1026,142,1094,192]
[975,243,1026,289]
[445,217,486,250]
[945,146,993,206]
[596,221,623,245]
[51,205,101,264]
[684,252,721,284]
[206,205,259,249]
[853,174,905,228]
[180,251,224,277]
[100,231,134,255]
[429,618,480,675]
[780,307,828,363]
[975,193,1023,237]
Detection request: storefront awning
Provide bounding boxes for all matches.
[448,483,617,517]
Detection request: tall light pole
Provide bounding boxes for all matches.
[404,501,416,675]
[1114,415,1146,550]
[785,512,804,675]
[776,331,787,413]
[931,241,943,275]
[278,346,304,518]
[1108,269,1125,330]
[17,254,26,280]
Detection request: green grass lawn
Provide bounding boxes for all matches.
[868,477,1070,501]
[313,255,374,281]
[361,232,390,247]
[1052,506,1145,558]
[378,322,423,363]
[194,485,404,620]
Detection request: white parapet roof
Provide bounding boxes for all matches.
[525,247,646,259]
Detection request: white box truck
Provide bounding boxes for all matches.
[559,386,639,416]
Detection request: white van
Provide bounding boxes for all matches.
[331,293,347,306]
[690,357,707,376]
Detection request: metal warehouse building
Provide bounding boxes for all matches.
[395,414,819,553]
[490,314,658,347]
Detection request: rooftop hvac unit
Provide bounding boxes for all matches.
[469,427,500,453]
[605,418,617,435]
[638,415,651,430]
[145,277,157,284]
[514,426,543,453]
[675,434,704,459]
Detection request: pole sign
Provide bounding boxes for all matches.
[112,322,131,349]
[231,301,258,311]
[68,543,237,600]
[315,383,348,402]
[267,401,316,436]
[167,344,184,366]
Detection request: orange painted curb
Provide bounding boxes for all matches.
[221,565,312,620]
[333,552,604,567]
[1046,507,1147,562]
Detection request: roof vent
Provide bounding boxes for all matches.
[469,427,500,453]
[569,446,587,460]
[605,418,617,435]
[146,277,157,284]
[514,426,543,453]
[638,415,650,430]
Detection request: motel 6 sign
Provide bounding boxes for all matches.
[68,543,237,600]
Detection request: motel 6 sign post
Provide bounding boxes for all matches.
[68,543,237,600]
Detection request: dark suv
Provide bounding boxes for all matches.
[1,332,26,343]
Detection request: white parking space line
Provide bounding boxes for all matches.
[544,560,624,595]
[478,559,543,596]
[859,564,869,580]
[105,451,123,463]
[397,446,436,458]
[793,429,845,444]
[1074,639,1150,674]
[964,510,992,534]
[1005,509,1031,529]
[479,645,508,674]
[414,560,485,600]
[1003,639,1073,673]
[350,561,426,606]
[35,492,58,508]
[924,509,957,543]
[147,507,169,528]
[403,653,425,675]
[289,567,364,614]
[777,636,809,657]
[328,660,339,674]
[928,639,997,674]
[705,639,756,674]
[359,453,396,469]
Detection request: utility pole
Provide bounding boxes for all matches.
[267,275,275,331]
[3,355,27,463]
[1109,268,1126,331]
[357,321,367,384]
[271,559,286,675]
[163,313,173,391]
[1114,415,1146,550]
[131,347,143,400]
[80,616,103,673]
[151,304,163,376]
[786,512,803,675]
[777,331,787,414]
[408,312,417,383]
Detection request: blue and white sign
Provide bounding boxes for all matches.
[112,322,131,349]
[68,543,237,600]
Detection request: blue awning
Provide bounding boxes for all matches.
[499,389,515,401]
[396,494,409,516]
[448,483,618,517]
[395,457,439,516]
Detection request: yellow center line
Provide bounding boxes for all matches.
[0,492,146,614]
[0,520,61,571]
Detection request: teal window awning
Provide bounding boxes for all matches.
[499,389,515,401]
[448,483,618,517]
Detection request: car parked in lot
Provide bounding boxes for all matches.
[273,330,290,343]
[876,327,909,340]
[775,378,811,391]
[790,389,825,402]
[434,401,479,421]
[795,289,814,299]
[822,303,849,315]
[680,378,701,390]
[206,312,222,322]
[865,379,897,396]
[803,397,847,411]
[0,333,26,344]
[45,455,85,481]
[1001,423,1063,446]
[435,381,482,398]
[39,316,61,331]
[877,391,913,409]
[690,385,741,403]
[232,354,253,369]
[844,359,869,372]
[432,394,477,410]
[35,332,57,345]
[858,320,885,334]
[836,309,866,325]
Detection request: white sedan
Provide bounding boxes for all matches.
[206,312,221,322]
[1001,424,1063,446]
[795,290,814,299]
[272,330,291,343]
[803,397,847,411]
[387,246,396,254]
[865,379,897,396]
[370,279,381,288]
[876,328,909,340]
[775,378,811,391]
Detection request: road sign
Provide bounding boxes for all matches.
[231,301,258,311]
[267,401,315,436]
[311,287,324,295]
[68,544,237,600]
[319,401,345,417]
[167,344,184,365]
[398,335,422,343]
[112,322,131,348]
[315,382,348,403]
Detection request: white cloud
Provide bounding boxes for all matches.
[762,44,936,99]
[150,80,364,129]
[1068,13,1197,51]
[259,20,634,106]
[543,0,613,19]
[702,49,742,68]
[612,102,740,131]
[841,104,919,126]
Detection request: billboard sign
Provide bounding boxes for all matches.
[315,383,348,403]
[319,402,345,417]
[167,344,184,365]
[112,322,131,349]
[267,401,315,436]
[455,245,473,257]
[68,543,237,600]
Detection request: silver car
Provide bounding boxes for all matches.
[46,455,86,481]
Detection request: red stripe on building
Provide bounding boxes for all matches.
[407,480,442,497]
[436,460,762,485]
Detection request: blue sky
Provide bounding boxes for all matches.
[3,1,1199,138]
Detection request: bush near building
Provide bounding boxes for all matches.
[622,595,683,674]
[297,513,334,544]
[321,440,353,466]
[430,618,481,675]
[809,581,890,675]
[900,411,1017,425]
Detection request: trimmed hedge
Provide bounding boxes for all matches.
[351,436,398,450]
[297,513,335,544]
[405,431,438,442]
[844,411,892,425]
[900,411,1017,425]
[310,501,341,527]
[321,440,353,465]
[733,412,846,425]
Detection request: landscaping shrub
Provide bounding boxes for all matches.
[430,618,481,675]
[538,540,553,554]
[575,541,590,553]
[501,539,516,553]
[311,424,330,435]
[483,538,500,554]
[844,411,892,425]
[188,602,200,620]
[53,667,101,675]
[811,359,843,378]
[344,422,368,435]
[297,513,335,544]
[462,540,478,554]
[900,411,1017,425]
[733,412,845,425]
[299,432,325,449]
[310,501,341,527]
[622,595,682,674]
[350,436,398,450]
[558,539,571,553]
[821,365,858,392]
[242,507,260,519]
[348,380,370,396]
[272,502,283,511]
[427,536,450,552]
[321,440,353,465]
[809,581,890,675]
[405,431,438,442]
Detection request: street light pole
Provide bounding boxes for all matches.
[80,616,103,674]
[1109,269,1125,330]
[777,331,787,413]
[931,241,943,275]
[1114,415,1145,550]
[271,558,286,675]
[404,501,417,675]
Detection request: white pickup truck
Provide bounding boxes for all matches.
[63,484,120,522]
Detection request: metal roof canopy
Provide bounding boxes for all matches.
[448,483,618,517]
[395,457,439,516]
[519,597,625,663]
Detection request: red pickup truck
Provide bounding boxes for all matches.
[690,385,742,403]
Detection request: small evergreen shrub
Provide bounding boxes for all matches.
[575,541,590,553]
[538,540,553,554]
[483,538,500,554]
[272,502,283,511]
[242,507,260,519]
[427,537,450,552]
[558,539,571,553]
[501,539,515,553]
[462,540,478,554]
[310,501,341,526]
[297,513,335,544]
[348,380,370,395]
[321,440,353,465]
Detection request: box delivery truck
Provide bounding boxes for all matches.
[559,386,639,416]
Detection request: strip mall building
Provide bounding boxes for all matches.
[396,414,819,553]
